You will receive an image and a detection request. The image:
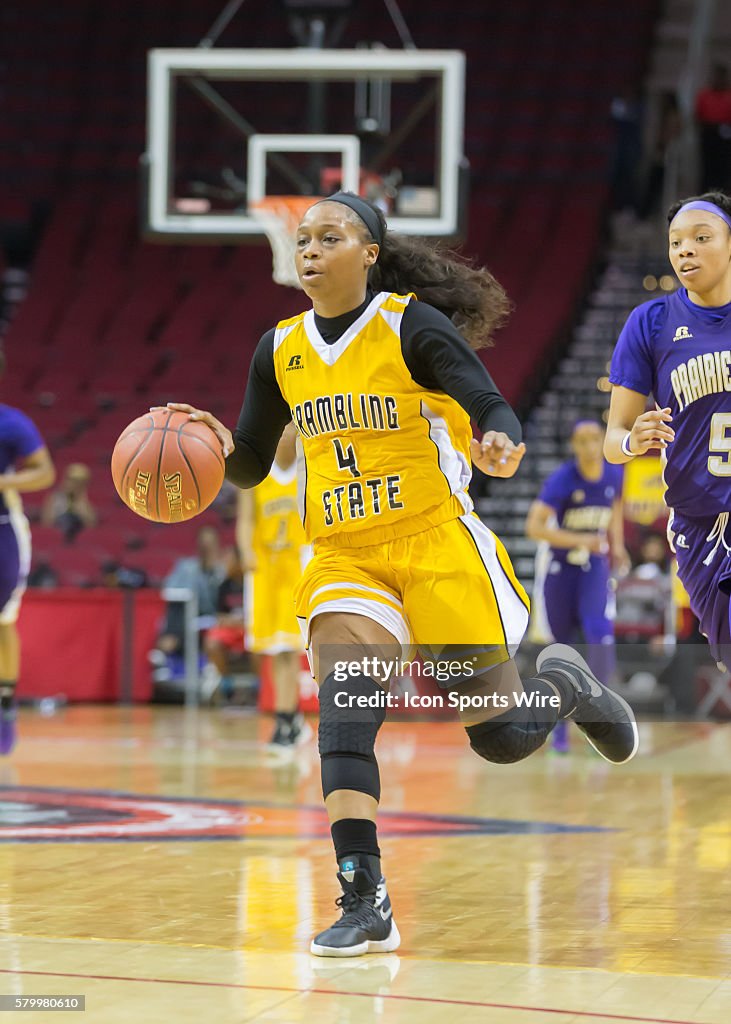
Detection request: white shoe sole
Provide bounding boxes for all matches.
[537,643,639,764]
[310,919,401,957]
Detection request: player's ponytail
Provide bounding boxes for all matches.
[332,193,511,350]
[667,190,731,225]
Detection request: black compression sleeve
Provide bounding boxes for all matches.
[400,302,522,444]
[224,330,293,488]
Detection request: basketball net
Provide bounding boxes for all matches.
[250,196,321,289]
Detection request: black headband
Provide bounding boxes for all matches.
[325,191,384,246]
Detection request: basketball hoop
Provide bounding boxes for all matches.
[250,196,321,289]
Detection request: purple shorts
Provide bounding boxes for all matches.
[0,516,30,625]
[669,510,731,665]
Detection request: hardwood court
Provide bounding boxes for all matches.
[0,707,729,1023]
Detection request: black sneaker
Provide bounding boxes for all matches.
[269,717,291,747]
[537,643,639,764]
[289,713,312,747]
[268,713,312,750]
[311,862,401,957]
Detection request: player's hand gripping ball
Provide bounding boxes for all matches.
[111,408,226,523]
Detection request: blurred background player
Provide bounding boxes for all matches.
[526,420,629,752]
[607,190,731,674]
[0,350,55,753]
[237,422,311,749]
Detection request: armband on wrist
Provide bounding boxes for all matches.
[620,432,636,458]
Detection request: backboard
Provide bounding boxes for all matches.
[144,48,466,240]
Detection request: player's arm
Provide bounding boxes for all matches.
[163,331,293,488]
[525,499,605,553]
[227,330,293,487]
[401,302,525,477]
[609,497,631,575]
[236,489,257,573]
[0,446,55,492]
[605,385,675,463]
[606,304,674,462]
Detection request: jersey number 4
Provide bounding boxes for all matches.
[332,438,361,478]
[708,412,731,477]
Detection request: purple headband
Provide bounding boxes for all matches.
[572,418,600,434]
[670,200,731,232]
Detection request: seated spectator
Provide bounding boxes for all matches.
[101,559,149,589]
[617,533,672,634]
[27,559,59,589]
[41,463,97,541]
[631,533,670,580]
[150,526,226,695]
[202,547,253,703]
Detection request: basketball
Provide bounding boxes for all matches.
[111,409,225,523]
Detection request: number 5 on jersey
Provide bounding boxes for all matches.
[708,412,731,476]
[333,438,361,477]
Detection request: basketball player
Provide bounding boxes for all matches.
[526,421,628,752]
[607,191,731,673]
[0,351,55,754]
[166,191,638,957]
[237,422,311,749]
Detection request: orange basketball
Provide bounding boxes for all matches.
[111,409,225,523]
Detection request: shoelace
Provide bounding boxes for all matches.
[333,889,378,929]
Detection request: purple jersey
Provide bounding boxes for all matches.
[0,404,44,516]
[539,459,624,564]
[609,288,731,516]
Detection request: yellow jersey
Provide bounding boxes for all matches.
[272,291,474,548]
[251,461,304,565]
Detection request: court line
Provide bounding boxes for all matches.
[8,933,731,985]
[3,933,727,983]
[0,967,707,1023]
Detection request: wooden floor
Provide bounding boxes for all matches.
[0,707,729,1023]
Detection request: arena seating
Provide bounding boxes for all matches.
[1,0,658,584]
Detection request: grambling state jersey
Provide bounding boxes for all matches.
[272,291,474,547]
[252,461,304,564]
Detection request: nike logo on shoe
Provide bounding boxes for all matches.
[551,662,603,700]
[587,676,603,698]
[378,906,392,921]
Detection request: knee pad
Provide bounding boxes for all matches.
[318,673,387,800]
[466,715,549,765]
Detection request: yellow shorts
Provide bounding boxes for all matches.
[294,512,530,666]
[245,560,303,655]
